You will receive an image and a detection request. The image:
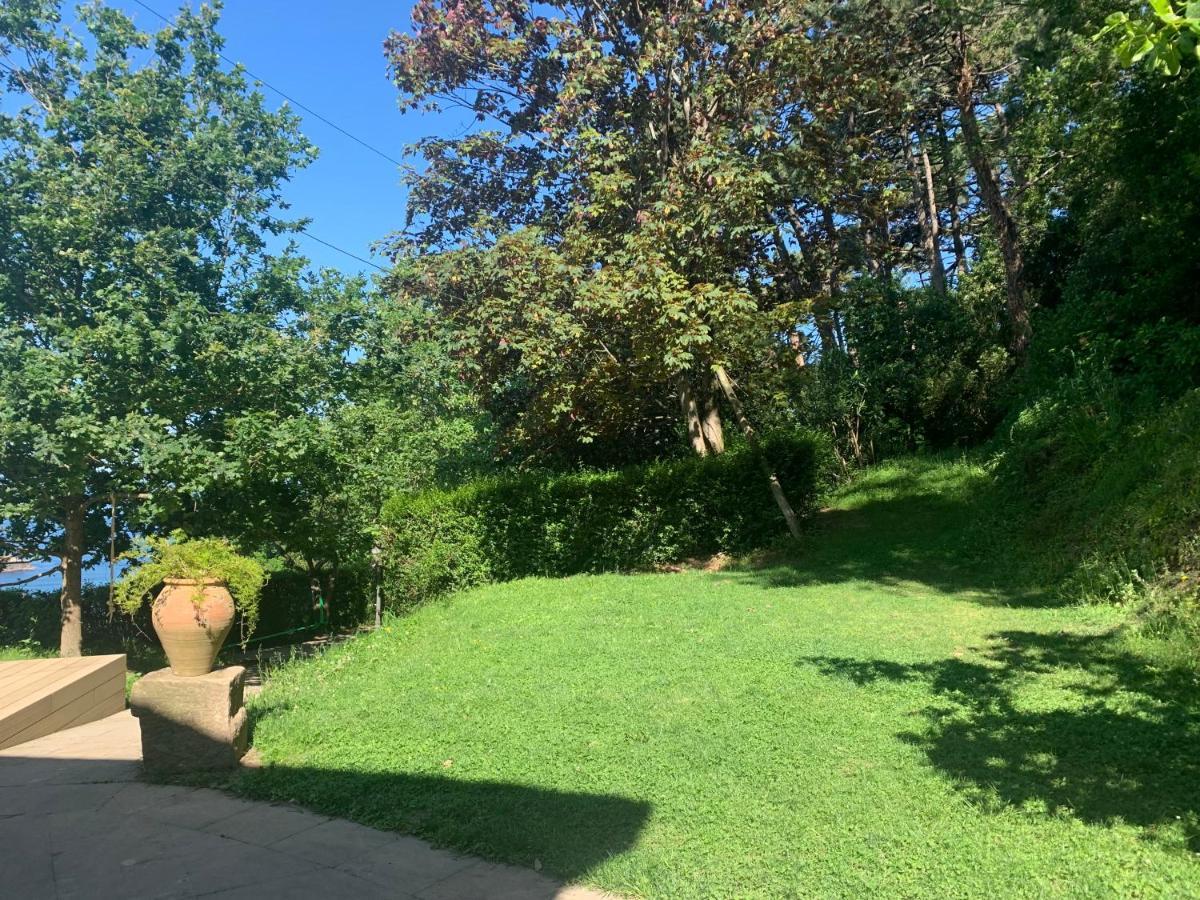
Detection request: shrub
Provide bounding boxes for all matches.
[380,431,833,607]
[987,380,1200,624]
[1,585,134,650]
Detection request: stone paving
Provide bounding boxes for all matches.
[0,712,614,899]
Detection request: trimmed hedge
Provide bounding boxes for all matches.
[380,431,833,607]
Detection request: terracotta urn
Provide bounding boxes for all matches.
[152,578,236,676]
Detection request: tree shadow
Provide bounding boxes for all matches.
[798,630,1200,852]
[156,695,651,882]
[228,763,651,883]
[0,748,648,895]
[722,462,1055,607]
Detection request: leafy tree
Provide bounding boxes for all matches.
[385,0,789,454]
[0,1,314,654]
[1097,0,1200,74]
[195,283,495,621]
[381,0,1043,458]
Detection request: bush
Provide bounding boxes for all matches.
[781,277,1012,470]
[380,431,833,607]
[255,563,375,637]
[0,584,151,656]
[987,380,1200,626]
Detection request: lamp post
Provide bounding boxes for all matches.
[370,544,383,629]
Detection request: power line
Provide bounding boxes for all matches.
[129,0,404,168]
[2,57,387,273]
[299,228,388,272]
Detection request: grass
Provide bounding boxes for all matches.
[0,643,53,661]
[235,457,1200,898]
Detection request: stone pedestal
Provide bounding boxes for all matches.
[130,666,248,775]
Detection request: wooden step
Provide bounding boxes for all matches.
[0,655,126,749]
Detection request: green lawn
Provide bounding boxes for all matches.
[237,458,1200,898]
[0,644,52,661]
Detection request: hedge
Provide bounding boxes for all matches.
[0,585,150,657]
[380,430,834,607]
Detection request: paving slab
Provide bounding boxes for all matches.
[0,809,55,897]
[267,814,397,868]
[337,833,478,891]
[0,711,621,899]
[418,860,591,900]
[201,801,328,846]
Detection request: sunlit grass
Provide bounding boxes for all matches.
[236,457,1200,898]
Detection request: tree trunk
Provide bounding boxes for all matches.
[919,140,947,292]
[876,211,893,283]
[936,120,968,277]
[954,31,1031,354]
[59,499,84,657]
[907,131,946,295]
[713,366,802,539]
[815,204,843,357]
[700,382,725,453]
[864,204,889,280]
[321,566,337,630]
[814,314,837,358]
[677,377,708,456]
[788,330,808,368]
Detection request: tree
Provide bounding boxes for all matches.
[194,281,495,621]
[386,0,862,537]
[0,1,314,654]
[1097,0,1200,75]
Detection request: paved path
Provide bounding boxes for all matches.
[0,712,612,899]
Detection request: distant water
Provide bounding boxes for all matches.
[0,558,126,593]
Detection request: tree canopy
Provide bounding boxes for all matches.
[0,1,317,653]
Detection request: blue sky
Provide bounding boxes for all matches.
[107,0,449,275]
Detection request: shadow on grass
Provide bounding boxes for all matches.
[724,461,1056,607]
[799,629,1200,851]
[227,762,651,883]
[0,749,646,897]
[129,688,650,885]
[228,693,648,880]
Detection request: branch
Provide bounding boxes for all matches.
[82,492,152,510]
[0,564,61,587]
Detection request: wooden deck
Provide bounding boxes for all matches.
[0,655,126,750]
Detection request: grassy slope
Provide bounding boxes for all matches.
[238,459,1200,898]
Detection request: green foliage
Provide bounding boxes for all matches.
[0,1,316,651]
[1097,1,1200,75]
[380,432,833,607]
[389,224,761,465]
[240,459,1200,897]
[112,533,267,639]
[983,27,1200,637]
[988,384,1200,619]
[0,643,52,661]
[788,276,1012,466]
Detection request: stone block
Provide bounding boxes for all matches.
[130,666,248,775]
